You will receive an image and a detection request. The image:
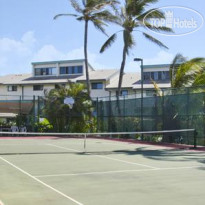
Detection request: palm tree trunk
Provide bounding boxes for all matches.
[118,44,127,96]
[84,20,91,96]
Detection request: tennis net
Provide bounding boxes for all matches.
[0,129,197,155]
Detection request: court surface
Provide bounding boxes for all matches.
[0,137,205,205]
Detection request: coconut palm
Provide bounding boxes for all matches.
[100,0,172,95]
[54,0,119,95]
[170,54,205,88]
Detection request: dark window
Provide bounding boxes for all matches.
[60,67,67,74]
[121,90,128,96]
[35,68,56,76]
[143,72,150,80]
[35,68,41,76]
[78,66,83,73]
[158,72,162,80]
[165,71,170,80]
[8,85,17,92]
[33,85,44,91]
[91,82,103,89]
[60,66,83,75]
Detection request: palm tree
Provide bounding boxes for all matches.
[100,0,172,96]
[170,54,205,88]
[44,83,93,132]
[54,0,119,95]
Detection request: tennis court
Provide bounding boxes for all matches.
[0,133,205,205]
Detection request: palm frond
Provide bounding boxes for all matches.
[172,58,205,87]
[94,10,120,24]
[141,0,159,6]
[144,23,173,33]
[142,32,168,49]
[92,19,108,36]
[100,33,117,53]
[70,0,83,13]
[151,79,163,96]
[54,13,79,20]
[90,0,119,12]
[169,53,187,86]
[137,8,165,21]
[81,0,86,7]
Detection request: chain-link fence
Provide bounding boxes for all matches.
[94,87,205,146]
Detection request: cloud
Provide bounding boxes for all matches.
[33,46,111,70]
[0,31,37,75]
[0,32,109,75]
[125,51,174,73]
[144,51,174,65]
[1,31,174,76]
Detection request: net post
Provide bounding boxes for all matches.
[84,134,87,152]
[194,129,197,149]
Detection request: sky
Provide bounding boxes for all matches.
[0,0,205,75]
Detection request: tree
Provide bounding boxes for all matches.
[44,83,93,132]
[170,54,205,88]
[54,0,119,96]
[100,0,172,95]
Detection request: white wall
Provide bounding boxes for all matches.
[0,84,55,100]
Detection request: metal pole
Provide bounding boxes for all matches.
[84,134,87,152]
[33,95,36,132]
[96,97,99,132]
[141,60,144,138]
[194,130,197,149]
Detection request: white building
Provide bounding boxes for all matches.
[0,60,171,100]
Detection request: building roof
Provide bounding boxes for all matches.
[133,82,171,89]
[0,69,119,85]
[106,73,141,89]
[0,74,32,85]
[0,74,73,85]
[76,69,119,82]
[143,64,170,69]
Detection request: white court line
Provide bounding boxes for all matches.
[35,168,158,178]
[0,157,83,205]
[48,144,81,153]
[35,165,205,178]
[47,144,158,169]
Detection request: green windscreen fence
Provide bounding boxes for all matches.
[94,88,205,146]
[0,87,204,146]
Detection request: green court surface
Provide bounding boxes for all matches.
[0,137,205,205]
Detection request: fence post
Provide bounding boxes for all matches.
[96,97,99,132]
[32,95,36,131]
[37,96,40,123]
[186,88,190,143]
[194,130,197,149]
[19,95,22,127]
[123,95,125,132]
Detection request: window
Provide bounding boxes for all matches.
[8,85,17,92]
[91,82,103,89]
[165,71,170,80]
[33,85,44,91]
[121,90,128,96]
[144,71,170,81]
[143,72,150,80]
[35,67,56,76]
[60,66,83,75]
